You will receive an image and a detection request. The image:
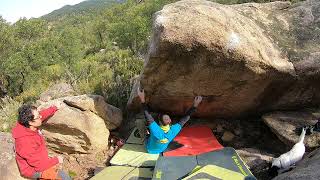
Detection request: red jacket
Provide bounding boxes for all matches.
[12,106,59,178]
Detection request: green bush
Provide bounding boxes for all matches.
[73,55,113,95]
[105,49,143,109]
[74,48,143,109]
[0,97,21,132]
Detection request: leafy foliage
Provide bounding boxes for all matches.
[0,97,21,132]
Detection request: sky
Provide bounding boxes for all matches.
[0,0,86,23]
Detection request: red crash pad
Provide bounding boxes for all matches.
[163,125,223,157]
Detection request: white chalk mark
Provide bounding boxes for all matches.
[227,32,240,51]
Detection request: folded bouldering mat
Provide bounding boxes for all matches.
[163,125,223,157]
[110,143,159,167]
[127,127,144,145]
[153,147,256,180]
[91,166,153,180]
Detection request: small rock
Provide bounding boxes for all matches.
[234,129,242,136]
[216,125,224,133]
[222,131,235,142]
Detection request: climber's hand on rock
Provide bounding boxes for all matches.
[137,87,145,103]
[194,96,203,107]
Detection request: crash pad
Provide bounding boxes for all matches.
[163,125,223,156]
[127,127,144,145]
[182,165,245,180]
[197,147,254,178]
[91,166,153,180]
[110,143,159,167]
[152,147,256,180]
[152,156,197,180]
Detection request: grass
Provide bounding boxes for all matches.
[68,170,77,178]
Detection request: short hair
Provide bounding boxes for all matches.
[158,113,170,125]
[18,104,37,128]
[157,113,163,124]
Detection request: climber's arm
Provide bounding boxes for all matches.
[137,87,154,123]
[178,96,202,126]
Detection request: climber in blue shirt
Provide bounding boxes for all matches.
[137,87,202,154]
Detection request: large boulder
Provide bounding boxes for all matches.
[273,148,320,180]
[38,95,122,154]
[128,0,320,118]
[263,110,320,149]
[0,132,26,180]
[62,95,122,130]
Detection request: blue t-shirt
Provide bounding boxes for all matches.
[146,121,182,154]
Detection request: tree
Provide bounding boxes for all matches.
[56,27,84,85]
[0,16,15,68]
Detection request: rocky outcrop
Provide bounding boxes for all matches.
[38,95,122,154]
[62,95,122,130]
[0,132,26,180]
[263,110,320,149]
[273,148,320,180]
[128,0,320,118]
